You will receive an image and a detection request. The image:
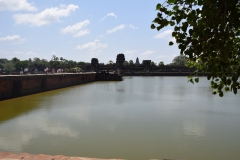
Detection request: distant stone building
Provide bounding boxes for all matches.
[77,53,195,73]
[142,60,152,72]
[91,58,99,71]
[116,53,125,69]
[135,57,140,65]
[142,60,151,66]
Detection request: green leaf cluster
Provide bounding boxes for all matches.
[152,0,240,96]
[171,55,187,65]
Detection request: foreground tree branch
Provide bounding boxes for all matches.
[151,0,240,97]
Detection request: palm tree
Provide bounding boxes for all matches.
[158,61,164,66]
[52,55,59,61]
[129,60,134,66]
[108,60,114,65]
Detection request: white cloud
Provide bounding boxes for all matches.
[106,24,125,34]
[61,20,89,34]
[154,29,176,44]
[13,51,37,57]
[157,54,177,59]
[170,37,176,43]
[154,29,173,39]
[61,20,90,37]
[25,51,36,56]
[76,39,108,51]
[0,50,37,59]
[124,50,137,59]
[0,0,37,11]
[73,30,90,37]
[139,50,155,57]
[99,12,117,22]
[13,4,79,26]
[13,51,24,55]
[0,49,45,61]
[50,51,63,59]
[129,24,138,29]
[124,50,137,55]
[51,51,57,55]
[0,35,25,43]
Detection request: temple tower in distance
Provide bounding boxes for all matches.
[91,58,99,71]
[135,57,140,65]
[116,53,125,69]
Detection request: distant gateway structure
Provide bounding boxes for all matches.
[116,53,125,69]
[87,53,194,73]
[91,58,99,71]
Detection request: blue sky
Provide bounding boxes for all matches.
[0,0,180,64]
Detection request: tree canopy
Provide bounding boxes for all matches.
[150,61,156,66]
[108,60,114,65]
[158,61,164,66]
[129,60,134,66]
[123,61,129,66]
[0,56,88,73]
[2,62,15,73]
[151,0,240,96]
[171,55,187,65]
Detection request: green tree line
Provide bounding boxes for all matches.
[0,55,187,73]
[0,55,88,73]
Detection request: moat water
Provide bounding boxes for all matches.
[0,77,240,160]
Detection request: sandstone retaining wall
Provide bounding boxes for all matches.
[0,73,96,101]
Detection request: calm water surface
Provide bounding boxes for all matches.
[0,77,240,160]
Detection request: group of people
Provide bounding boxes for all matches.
[57,68,67,73]
[20,68,29,75]
[18,67,70,75]
[0,67,84,75]
[19,68,38,75]
[44,67,53,75]
[44,67,68,75]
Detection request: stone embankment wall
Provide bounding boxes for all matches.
[0,73,96,101]
[96,71,122,81]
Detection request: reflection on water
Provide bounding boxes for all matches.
[0,77,240,160]
[183,119,206,137]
